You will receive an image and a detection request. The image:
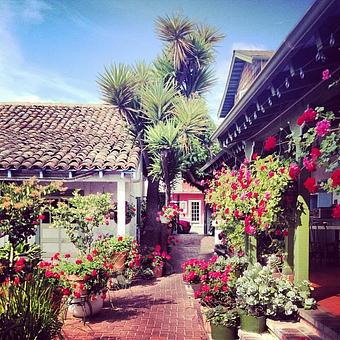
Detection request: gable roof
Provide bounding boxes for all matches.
[218,50,274,118]
[0,103,140,171]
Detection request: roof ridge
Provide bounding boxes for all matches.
[0,102,111,107]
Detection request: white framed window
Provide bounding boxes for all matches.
[189,200,201,223]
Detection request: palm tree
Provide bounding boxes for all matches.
[97,15,223,245]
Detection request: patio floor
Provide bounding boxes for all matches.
[310,265,340,316]
[62,234,213,339]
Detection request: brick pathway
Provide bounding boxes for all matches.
[62,234,214,340]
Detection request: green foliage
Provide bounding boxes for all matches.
[94,235,134,255]
[204,306,239,327]
[0,178,62,246]
[0,270,65,340]
[236,263,315,319]
[51,192,112,254]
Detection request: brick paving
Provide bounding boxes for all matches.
[62,234,214,340]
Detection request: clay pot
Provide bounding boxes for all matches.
[111,251,128,272]
[153,264,163,278]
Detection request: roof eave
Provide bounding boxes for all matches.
[212,0,335,140]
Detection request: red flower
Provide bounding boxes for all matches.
[92,249,99,256]
[62,288,71,296]
[91,270,98,277]
[252,153,258,160]
[297,108,317,126]
[332,204,340,219]
[283,229,289,237]
[322,69,331,80]
[275,229,281,236]
[304,177,317,193]
[331,169,340,187]
[86,254,93,262]
[74,291,81,299]
[13,277,20,286]
[117,236,123,241]
[64,253,71,258]
[268,171,275,178]
[37,214,45,220]
[45,270,54,278]
[85,216,93,222]
[264,136,277,151]
[231,193,237,201]
[310,147,321,160]
[75,259,83,265]
[303,157,316,172]
[52,252,60,261]
[224,208,229,215]
[315,119,330,137]
[289,163,301,180]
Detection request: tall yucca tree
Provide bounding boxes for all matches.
[98,14,223,245]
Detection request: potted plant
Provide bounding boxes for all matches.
[112,201,136,225]
[150,245,171,278]
[182,258,208,292]
[157,203,182,224]
[49,252,110,318]
[236,263,276,333]
[204,306,238,340]
[93,235,134,273]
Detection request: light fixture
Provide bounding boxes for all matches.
[256,102,260,111]
[276,88,281,98]
[268,97,272,106]
[330,33,335,47]
[299,68,304,79]
[261,105,265,113]
[285,78,290,88]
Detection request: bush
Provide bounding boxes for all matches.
[204,305,239,327]
[0,270,66,340]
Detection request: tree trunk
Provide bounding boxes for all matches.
[161,150,171,206]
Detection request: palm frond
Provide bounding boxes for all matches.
[195,24,225,44]
[133,61,153,87]
[173,96,211,152]
[155,15,194,69]
[145,120,180,152]
[97,63,137,113]
[184,66,216,96]
[139,80,177,124]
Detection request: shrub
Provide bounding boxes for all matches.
[204,305,239,327]
[0,269,66,339]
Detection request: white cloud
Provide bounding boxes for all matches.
[0,0,99,104]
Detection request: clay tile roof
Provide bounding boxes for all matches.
[0,103,140,171]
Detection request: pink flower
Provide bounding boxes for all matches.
[86,254,93,262]
[91,270,98,277]
[331,169,340,187]
[64,253,71,258]
[75,259,83,265]
[332,204,340,219]
[289,163,301,180]
[304,177,317,193]
[303,157,317,172]
[264,136,277,151]
[268,171,274,178]
[245,224,256,235]
[44,270,54,278]
[310,147,321,160]
[37,214,45,220]
[13,277,20,286]
[63,288,71,296]
[74,291,81,299]
[252,153,258,160]
[322,69,331,80]
[315,119,330,137]
[283,229,289,237]
[297,108,317,126]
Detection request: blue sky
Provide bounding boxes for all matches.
[0,0,314,117]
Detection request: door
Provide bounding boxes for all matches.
[189,200,201,224]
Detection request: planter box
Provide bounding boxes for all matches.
[69,294,104,318]
[211,324,236,340]
[153,264,163,278]
[240,314,266,333]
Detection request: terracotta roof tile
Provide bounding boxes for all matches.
[0,103,140,171]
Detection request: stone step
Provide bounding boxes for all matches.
[266,318,322,340]
[238,329,276,340]
[299,308,340,340]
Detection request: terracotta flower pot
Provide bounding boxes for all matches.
[66,274,87,295]
[111,251,128,272]
[240,314,266,333]
[153,264,163,278]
